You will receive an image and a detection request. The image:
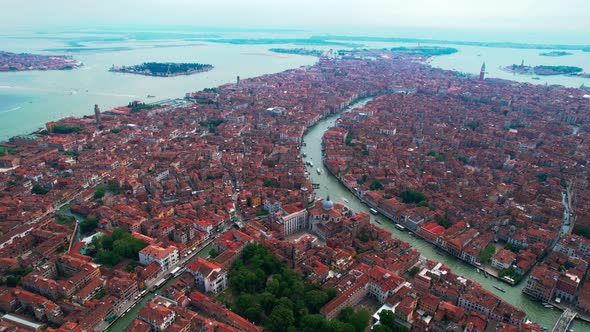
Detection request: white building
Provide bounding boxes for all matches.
[276,203,308,236]
[491,249,516,271]
[138,302,175,331]
[186,257,227,295]
[139,245,179,271]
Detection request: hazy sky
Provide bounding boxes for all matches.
[2,0,588,32]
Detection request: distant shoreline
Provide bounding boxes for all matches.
[306,35,590,51]
[109,62,213,77]
[0,50,82,72]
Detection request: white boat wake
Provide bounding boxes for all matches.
[0,106,21,114]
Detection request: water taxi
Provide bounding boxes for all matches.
[395,224,405,231]
[369,208,379,215]
[493,286,506,293]
[502,276,515,284]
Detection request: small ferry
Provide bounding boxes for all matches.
[493,286,506,293]
[394,224,405,231]
[316,168,322,174]
[369,208,379,215]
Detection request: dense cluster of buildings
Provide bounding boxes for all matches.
[323,74,590,287]
[0,49,589,330]
[0,51,82,71]
[524,234,590,312]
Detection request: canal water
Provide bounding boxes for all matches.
[300,98,590,331]
[108,243,213,331]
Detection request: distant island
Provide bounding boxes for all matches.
[307,35,590,51]
[269,48,325,57]
[0,50,82,72]
[205,38,362,48]
[269,46,458,58]
[539,51,573,57]
[110,62,213,77]
[390,46,458,56]
[534,65,583,75]
[504,63,584,76]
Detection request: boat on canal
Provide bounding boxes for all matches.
[494,286,506,293]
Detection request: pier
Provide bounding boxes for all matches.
[552,308,576,332]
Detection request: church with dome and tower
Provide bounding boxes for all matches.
[266,191,370,241]
[308,195,365,241]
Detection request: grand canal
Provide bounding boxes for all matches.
[300,98,590,331]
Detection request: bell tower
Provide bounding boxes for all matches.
[479,62,486,81]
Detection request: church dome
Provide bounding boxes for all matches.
[322,196,334,210]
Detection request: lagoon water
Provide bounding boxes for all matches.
[1,28,589,140]
[0,39,317,140]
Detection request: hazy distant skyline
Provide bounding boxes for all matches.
[2,0,589,34]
